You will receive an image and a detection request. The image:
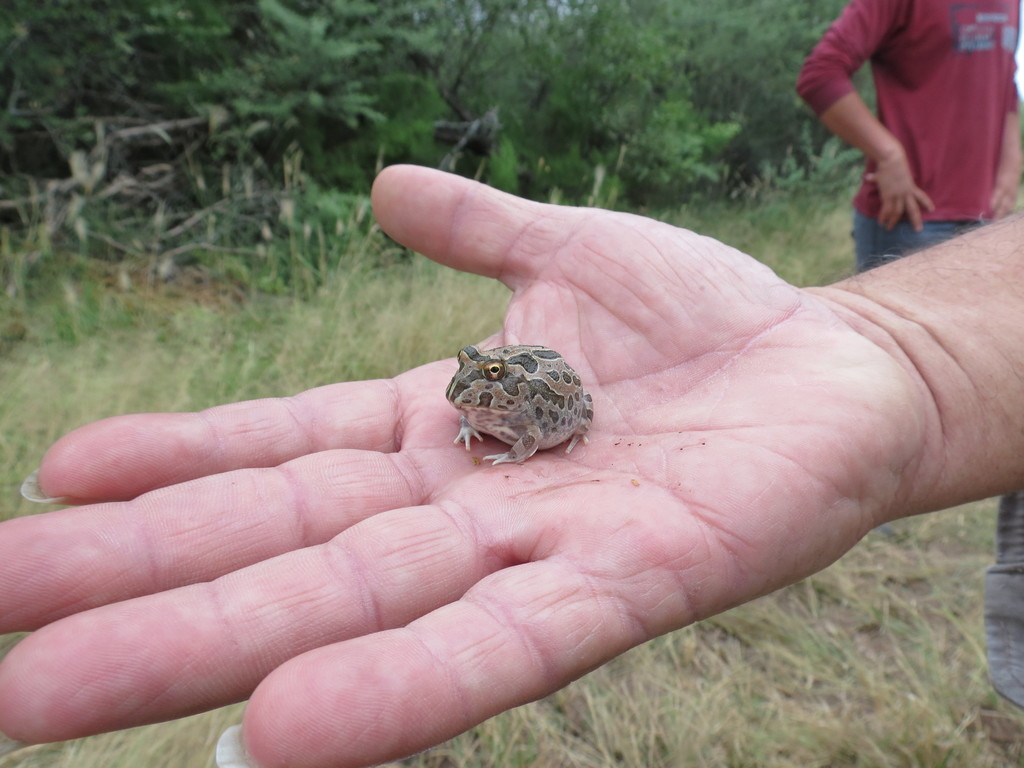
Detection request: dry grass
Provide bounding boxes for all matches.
[0,245,509,511]
[668,194,856,288]
[3,196,1023,768]
[392,504,1014,768]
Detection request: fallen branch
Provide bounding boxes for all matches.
[105,116,208,145]
[435,107,501,171]
[159,197,236,240]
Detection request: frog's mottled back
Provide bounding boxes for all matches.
[445,344,593,465]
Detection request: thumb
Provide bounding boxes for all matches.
[371,166,573,287]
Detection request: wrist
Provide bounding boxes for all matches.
[873,141,908,168]
[813,218,1024,516]
[805,287,940,522]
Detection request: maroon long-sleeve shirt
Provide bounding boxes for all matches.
[797,0,1020,221]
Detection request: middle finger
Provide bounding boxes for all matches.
[0,448,437,632]
[0,499,498,742]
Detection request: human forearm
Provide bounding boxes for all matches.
[818,92,933,229]
[818,91,904,164]
[814,214,1024,515]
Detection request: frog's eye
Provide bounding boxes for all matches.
[483,361,505,381]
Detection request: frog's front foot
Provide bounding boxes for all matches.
[453,416,484,450]
[482,428,541,465]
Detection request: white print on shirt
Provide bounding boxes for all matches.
[951,2,1017,53]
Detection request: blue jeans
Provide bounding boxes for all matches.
[852,210,980,273]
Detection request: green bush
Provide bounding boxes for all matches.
[2,0,853,203]
[0,0,231,174]
[673,0,851,184]
[1,0,862,301]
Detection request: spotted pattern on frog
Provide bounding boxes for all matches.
[445,344,593,465]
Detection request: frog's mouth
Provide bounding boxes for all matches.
[457,401,512,411]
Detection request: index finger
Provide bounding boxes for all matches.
[30,376,407,504]
[904,195,924,232]
[877,198,903,231]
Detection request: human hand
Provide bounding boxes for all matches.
[992,110,1022,220]
[991,165,1021,219]
[992,182,1018,219]
[865,149,935,231]
[0,166,935,768]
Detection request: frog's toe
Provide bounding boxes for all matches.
[565,433,589,454]
[454,424,483,449]
[483,451,519,465]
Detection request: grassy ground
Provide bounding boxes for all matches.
[2,191,1022,767]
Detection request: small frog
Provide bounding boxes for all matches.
[445,344,593,465]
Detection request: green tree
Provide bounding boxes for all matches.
[411,0,741,203]
[674,0,851,183]
[195,1,415,167]
[0,0,232,174]
[0,0,853,209]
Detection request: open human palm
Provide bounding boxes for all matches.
[0,166,929,768]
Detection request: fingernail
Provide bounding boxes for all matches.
[216,725,260,768]
[20,469,70,505]
[0,732,28,757]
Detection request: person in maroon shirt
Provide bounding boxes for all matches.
[800,0,1024,714]
[797,0,1021,272]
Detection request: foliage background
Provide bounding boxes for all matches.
[1,0,854,203]
[1,0,868,304]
